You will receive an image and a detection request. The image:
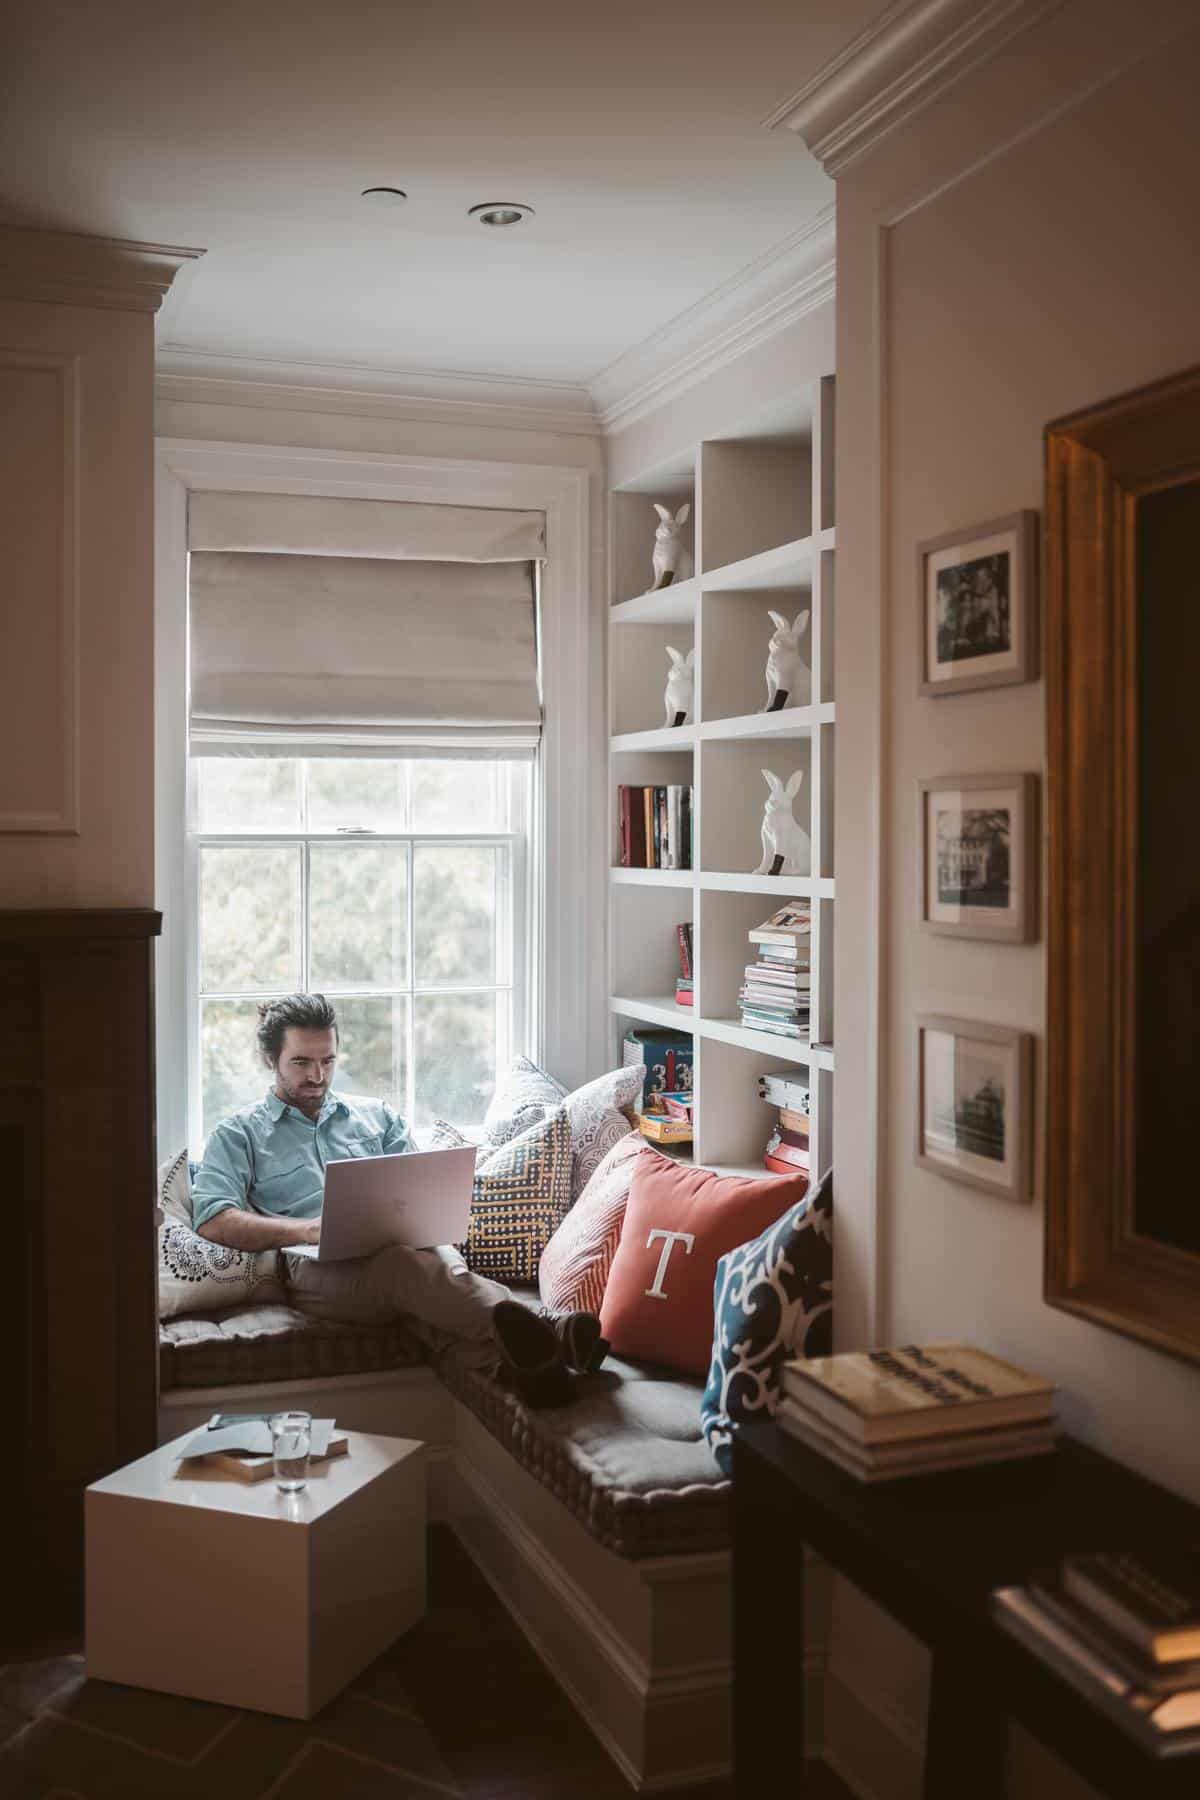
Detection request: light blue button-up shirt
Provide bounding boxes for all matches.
[191,1090,410,1233]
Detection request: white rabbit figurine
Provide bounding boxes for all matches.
[651,503,693,591]
[755,768,810,876]
[663,645,695,726]
[763,608,811,711]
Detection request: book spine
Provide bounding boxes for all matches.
[1062,1563,1200,1663]
[619,785,631,867]
[643,788,654,867]
[666,786,680,872]
[683,785,693,869]
[677,921,693,979]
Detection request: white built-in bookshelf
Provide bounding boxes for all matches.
[608,375,836,1180]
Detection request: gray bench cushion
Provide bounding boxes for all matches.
[159,1303,426,1391]
[441,1347,730,1558]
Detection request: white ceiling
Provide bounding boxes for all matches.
[0,0,879,390]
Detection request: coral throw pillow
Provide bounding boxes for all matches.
[538,1131,646,1315]
[600,1154,810,1376]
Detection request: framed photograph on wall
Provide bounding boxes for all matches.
[915,1015,1034,1201]
[917,511,1038,696]
[917,772,1039,943]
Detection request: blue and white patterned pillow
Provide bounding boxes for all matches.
[701,1171,833,1475]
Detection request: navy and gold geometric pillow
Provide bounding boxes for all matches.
[463,1106,574,1284]
[701,1169,833,1475]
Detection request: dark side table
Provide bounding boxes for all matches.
[733,1423,1200,1799]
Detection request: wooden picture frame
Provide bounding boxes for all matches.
[1045,363,1200,1365]
[915,1015,1034,1202]
[917,772,1039,943]
[917,511,1039,697]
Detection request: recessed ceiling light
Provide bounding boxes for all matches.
[360,186,408,207]
[469,202,535,228]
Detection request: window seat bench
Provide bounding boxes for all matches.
[156,1301,741,1790]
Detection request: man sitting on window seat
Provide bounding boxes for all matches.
[192,993,605,1404]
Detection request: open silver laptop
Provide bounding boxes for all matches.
[289,1145,477,1263]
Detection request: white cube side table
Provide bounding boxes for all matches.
[86,1429,426,1719]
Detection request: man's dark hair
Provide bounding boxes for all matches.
[256,993,338,1067]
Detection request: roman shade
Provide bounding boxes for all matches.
[187,494,544,752]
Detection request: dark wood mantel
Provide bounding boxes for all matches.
[3,907,161,1645]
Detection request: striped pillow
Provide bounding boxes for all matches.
[537,1131,646,1316]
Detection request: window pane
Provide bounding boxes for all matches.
[414,845,503,987]
[410,760,505,832]
[195,760,301,833]
[309,844,408,990]
[201,999,266,1141]
[200,846,301,992]
[306,760,407,833]
[332,994,409,1112]
[413,992,499,1129]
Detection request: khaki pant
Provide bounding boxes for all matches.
[282,1243,509,1368]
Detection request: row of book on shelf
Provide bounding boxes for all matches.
[617,784,693,870]
[774,1342,1200,1758]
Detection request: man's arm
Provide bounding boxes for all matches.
[192,1121,320,1250]
[381,1103,411,1156]
[199,1209,319,1251]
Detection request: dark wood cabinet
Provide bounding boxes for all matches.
[733,1423,1200,1799]
[3,909,161,1644]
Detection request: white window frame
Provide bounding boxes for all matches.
[188,759,534,1143]
[155,440,599,1160]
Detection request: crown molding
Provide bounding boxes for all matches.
[590,207,836,435]
[0,225,204,313]
[764,0,1063,175]
[154,347,601,437]
[154,212,837,442]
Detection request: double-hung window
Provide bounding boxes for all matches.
[183,491,545,1149]
[191,756,533,1142]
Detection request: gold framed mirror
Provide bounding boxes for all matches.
[1045,364,1200,1362]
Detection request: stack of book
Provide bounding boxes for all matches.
[617,785,693,870]
[776,1343,1058,1482]
[739,904,811,1038]
[759,1069,811,1177]
[994,1550,1200,1757]
[675,921,694,1008]
[638,1090,694,1146]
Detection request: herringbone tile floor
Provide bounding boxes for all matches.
[1,1527,851,1799]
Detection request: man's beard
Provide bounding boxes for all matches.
[275,1073,328,1115]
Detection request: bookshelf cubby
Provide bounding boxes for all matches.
[608,373,836,1181]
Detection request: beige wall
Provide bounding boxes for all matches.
[1,297,156,907]
[827,4,1200,1790]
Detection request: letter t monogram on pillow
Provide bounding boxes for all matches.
[643,1229,695,1299]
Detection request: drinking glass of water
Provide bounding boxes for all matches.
[269,1410,312,1494]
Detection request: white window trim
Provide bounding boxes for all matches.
[155,439,598,1159]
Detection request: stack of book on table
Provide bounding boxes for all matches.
[675,921,694,1008]
[740,904,810,1039]
[177,1413,349,1483]
[776,1343,1057,1482]
[994,1550,1200,1757]
[617,784,693,870]
[758,1069,811,1179]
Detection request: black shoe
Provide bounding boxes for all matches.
[552,1311,610,1375]
[492,1301,573,1408]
